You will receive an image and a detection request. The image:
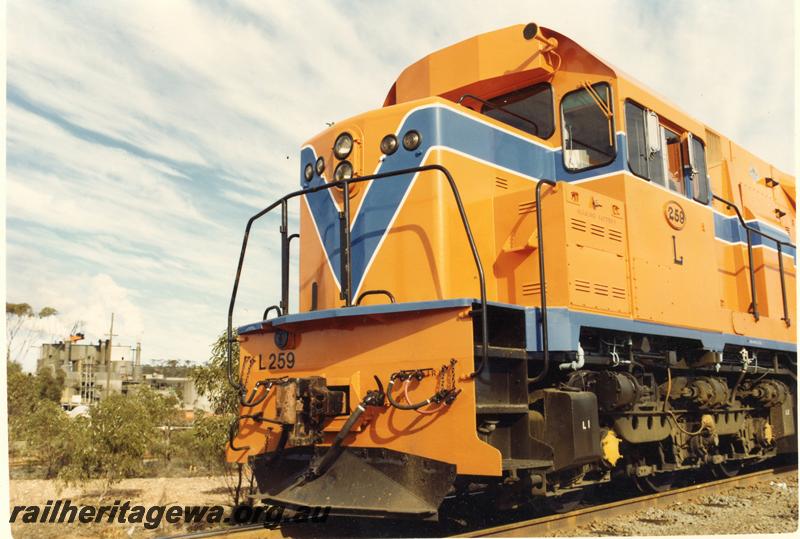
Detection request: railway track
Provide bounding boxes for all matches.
[454,465,796,537]
[160,464,796,539]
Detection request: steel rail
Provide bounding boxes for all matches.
[455,465,797,538]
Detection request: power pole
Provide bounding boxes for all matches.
[105,313,117,399]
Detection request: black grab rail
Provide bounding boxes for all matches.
[712,194,795,326]
[528,179,556,384]
[226,164,490,395]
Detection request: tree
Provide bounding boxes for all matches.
[38,307,58,318]
[133,385,181,462]
[6,360,38,440]
[36,367,66,404]
[7,360,67,434]
[6,303,33,362]
[6,302,59,363]
[191,331,240,416]
[21,400,82,479]
[190,331,252,504]
[61,392,158,491]
[181,412,232,471]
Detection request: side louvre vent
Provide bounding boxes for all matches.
[569,221,624,243]
[573,280,627,300]
[574,279,591,293]
[495,177,509,189]
[521,282,541,296]
[570,218,587,232]
[593,283,609,296]
[518,201,537,215]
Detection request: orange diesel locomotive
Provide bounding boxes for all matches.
[226,23,796,517]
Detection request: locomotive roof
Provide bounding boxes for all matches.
[385,24,794,190]
[385,24,702,131]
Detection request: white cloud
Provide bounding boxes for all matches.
[6,1,794,370]
[8,273,145,369]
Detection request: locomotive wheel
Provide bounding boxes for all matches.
[634,473,674,493]
[711,461,742,479]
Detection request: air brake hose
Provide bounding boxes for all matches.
[228,412,263,452]
[228,418,248,452]
[386,378,437,410]
[405,380,443,414]
[240,378,288,408]
[240,380,271,408]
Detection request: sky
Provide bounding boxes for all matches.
[5,0,795,370]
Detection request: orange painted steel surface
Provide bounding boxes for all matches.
[227,22,795,477]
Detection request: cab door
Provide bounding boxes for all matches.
[623,104,723,332]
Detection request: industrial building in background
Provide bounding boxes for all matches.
[36,336,210,413]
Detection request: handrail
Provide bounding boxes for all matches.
[262,305,282,321]
[339,182,353,306]
[713,194,796,248]
[712,194,794,326]
[281,233,300,314]
[457,94,540,136]
[227,164,489,394]
[356,289,396,305]
[529,179,556,384]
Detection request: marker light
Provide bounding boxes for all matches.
[380,134,398,155]
[304,163,314,182]
[274,329,289,349]
[315,156,325,176]
[402,130,421,151]
[333,161,353,182]
[333,132,354,159]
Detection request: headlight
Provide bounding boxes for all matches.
[380,134,398,155]
[333,161,353,182]
[315,156,325,176]
[303,163,314,182]
[402,130,421,151]
[333,132,353,159]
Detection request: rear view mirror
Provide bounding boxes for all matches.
[645,110,661,156]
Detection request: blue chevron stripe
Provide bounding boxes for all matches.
[301,105,626,293]
[301,146,343,287]
[300,103,794,293]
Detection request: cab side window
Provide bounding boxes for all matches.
[663,128,684,195]
[690,137,711,204]
[483,83,554,138]
[625,98,712,204]
[561,82,615,171]
[625,101,665,186]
